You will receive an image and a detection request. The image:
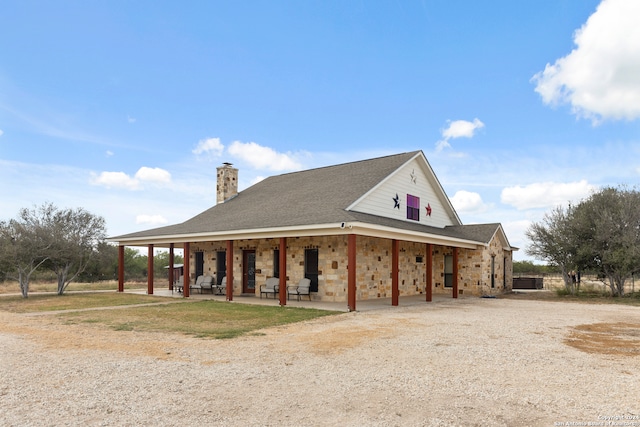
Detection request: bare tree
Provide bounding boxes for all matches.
[0,204,57,297]
[46,207,107,295]
[525,205,578,294]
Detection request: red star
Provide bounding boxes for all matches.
[426,203,432,217]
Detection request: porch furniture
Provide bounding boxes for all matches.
[287,278,312,301]
[190,275,206,294]
[260,277,280,299]
[200,275,215,293]
[213,276,227,295]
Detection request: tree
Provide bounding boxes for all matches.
[571,187,640,296]
[0,204,57,297]
[525,205,579,294]
[527,186,640,296]
[45,206,107,295]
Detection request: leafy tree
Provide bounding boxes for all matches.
[571,187,640,296]
[527,186,640,296]
[153,250,183,279]
[0,204,57,297]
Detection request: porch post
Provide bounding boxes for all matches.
[183,242,190,298]
[226,240,234,301]
[169,243,174,291]
[118,245,124,292]
[279,237,287,306]
[392,239,399,306]
[426,243,433,302]
[147,244,154,295]
[452,247,458,299]
[347,234,356,312]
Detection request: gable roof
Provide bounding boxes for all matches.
[109,151,515,251]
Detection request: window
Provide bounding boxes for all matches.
[407,194,420,221]
[304,248,319,293]
[444,255,453,288]
[273,249,280,278]
[216,251,226,286]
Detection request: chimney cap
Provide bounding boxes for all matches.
[222,162,233,166]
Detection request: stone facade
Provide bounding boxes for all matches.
[187,233,513,301]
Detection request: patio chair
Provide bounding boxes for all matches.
[287,278,312,301]
[213,276,227,295]
[260,277,280,299]
[190,275,205,294]
[200,275,215,293]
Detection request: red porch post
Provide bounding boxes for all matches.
[347,234,356,312]
[183,242,190,298]
[226,240,234,301]
[147,244,154,295]
[118,245,124,292]
[169,243,174,291]
[426,243,433,302]
[452,247,458,299]
[392,239,399,306]
[279,237,287,306]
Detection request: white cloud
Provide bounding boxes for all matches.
[193,137,224,157]
[136,214,168,226]
[91,167,171,190]
[228,141,302,171]
[501,180,596,210]
[0,129,4,137]
[450,190,488,213]
[134,166,171,183]
[127,116,136,124]
[106,150,114,157]
[436,118,484,151]
[532,0,640,123]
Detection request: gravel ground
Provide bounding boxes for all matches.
[1,297,639,427]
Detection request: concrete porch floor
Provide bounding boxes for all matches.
[128,287,472,312]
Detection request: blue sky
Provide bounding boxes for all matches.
[2,0,640,262]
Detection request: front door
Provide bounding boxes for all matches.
[243,250,256,294]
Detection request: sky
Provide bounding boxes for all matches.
[1,0,640,262]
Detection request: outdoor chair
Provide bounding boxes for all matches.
[260,277,280,299]
[200,275,215,293]
[190,275,206,294]
[213,276,227,295]
[287,278,312,301]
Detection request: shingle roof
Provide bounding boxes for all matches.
[111,151,512,249]
[112,151,420,239]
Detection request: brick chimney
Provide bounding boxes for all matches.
[216,162,238,204]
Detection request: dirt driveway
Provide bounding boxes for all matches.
[1,296,639,426]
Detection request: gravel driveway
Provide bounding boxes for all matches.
[1,296,639,426]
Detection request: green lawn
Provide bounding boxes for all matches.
[0,292,341,339]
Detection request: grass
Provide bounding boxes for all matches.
[0,292,341,339]
[0,279,146,294]
[0,292,164,313]
[62,300,340,339]
[503,288,640,306]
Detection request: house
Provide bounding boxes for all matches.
[109,151,516,310]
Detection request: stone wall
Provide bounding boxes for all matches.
[187,233,513,300]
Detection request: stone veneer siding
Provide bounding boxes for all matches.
[187,234,513,301]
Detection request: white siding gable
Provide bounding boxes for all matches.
[348,154,460,228]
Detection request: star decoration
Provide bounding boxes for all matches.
[410,169,417,184]
[393,193,400,209]
[426,203,432,217]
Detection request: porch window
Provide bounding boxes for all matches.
[444,255,453,288]
[407,194,420,221]
[273,249,280,278]
[216,251,226,286]
[304,248,319,293]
